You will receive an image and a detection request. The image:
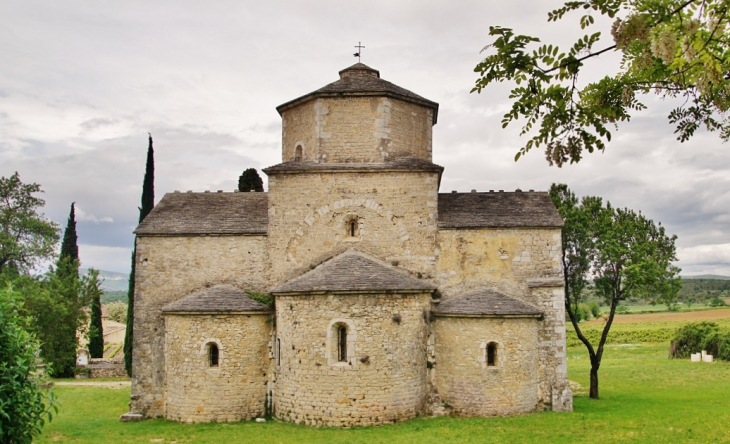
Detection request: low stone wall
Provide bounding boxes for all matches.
[89,359,127,378]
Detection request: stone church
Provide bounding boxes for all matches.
[123,63,572,427]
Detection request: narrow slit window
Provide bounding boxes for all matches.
[487,342,497,367]
[209,343,219,367]
[294,146,302,162]
[349,221,356,237]
[337,325,347,362]
[277,338,281,366]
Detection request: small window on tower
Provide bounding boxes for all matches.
[487,342,497,367]
[294,145,303,162]
[338,325,347,362]
[349,221,357,237]
[208,343,219,367]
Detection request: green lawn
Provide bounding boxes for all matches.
[38,343,730,443]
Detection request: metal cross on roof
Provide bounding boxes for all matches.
[353,41,365,62]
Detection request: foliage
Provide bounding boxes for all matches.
[588,300,602,318]
[105,301,128,323]
[679,278,730,304]
[101,290,128,304]
[550,183,680,398]
[0,285,58,444]
[246,291,274,307]
[473,0,730,166]
[125,133,155,377]
[85,269,104,358]
[0,172,59,274]
[709,295,728,306]
[33,344,730,443]
[669,321,730,360]
[238,168,264,192]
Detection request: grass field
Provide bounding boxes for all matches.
[37,343,730,443]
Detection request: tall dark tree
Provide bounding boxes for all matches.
[125,134,155,376]
[551,183,681,398]
[86,269,104,358]
[238,168,264,192]
[52,203,81,377]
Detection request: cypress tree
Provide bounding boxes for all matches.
[124,134,155,376]
[87,269,104,358]
[52,203,81,377]
[238,168,264,192]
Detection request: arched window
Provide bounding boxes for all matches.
[294,145,303,162]
[487,342,497,367]
[338,325,347,362]
[208,343,219,367]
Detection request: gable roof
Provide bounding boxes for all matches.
[276,63,439,124]
[135,192,268,236]
[433,289,543,317]
[271,250,436,294]
[162,285,271,313]
[438,191,563,229]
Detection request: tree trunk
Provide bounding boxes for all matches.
[589,365,599,399]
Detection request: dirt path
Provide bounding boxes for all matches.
[586,308,730,324]
[54,380,130,389]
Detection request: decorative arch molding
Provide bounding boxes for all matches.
[284,199,411,269]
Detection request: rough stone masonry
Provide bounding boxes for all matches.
[124,62,572,426]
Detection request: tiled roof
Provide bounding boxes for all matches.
[276,63,439,123]
[271,250,436,294]
[162,285,271,313]
[135,192,268,236]
[438,191,563,229]
[263,157,444,174]
[433,289,543,317]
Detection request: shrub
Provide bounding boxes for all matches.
[105,301,127,323]
[708,297,728,307]
[0,286,58,444]
[587,301,601,318]
[669,322,721,359]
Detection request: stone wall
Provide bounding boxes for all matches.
[432,316,540,416]
[267,171,439,283]
[164,313,270,423]
[436,228,563,299]
[130,235,270,418]
[274,292,431,427]
[281,97,433,164]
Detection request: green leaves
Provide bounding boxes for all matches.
[473,0,730,166]
[0,285,58,443]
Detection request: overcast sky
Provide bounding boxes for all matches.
[1,0,728,276]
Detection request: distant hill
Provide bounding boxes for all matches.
[80,268,129,292]
[80,268,129,303]
[683,274,730,280]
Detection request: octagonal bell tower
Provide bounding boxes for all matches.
[275,63,439,164]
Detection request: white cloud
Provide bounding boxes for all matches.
[78,244,131,273]
[677,243,730,266]
[75,206,113,224]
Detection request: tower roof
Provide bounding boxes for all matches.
[276,63,439,123]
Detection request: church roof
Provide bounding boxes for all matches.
[263,157,444,174]
[276,63,440,124]
[271,250,436,294]
[438,191,564,229]
[161,285,272,313]
[433,289,543,317]
[135,192,268,236]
